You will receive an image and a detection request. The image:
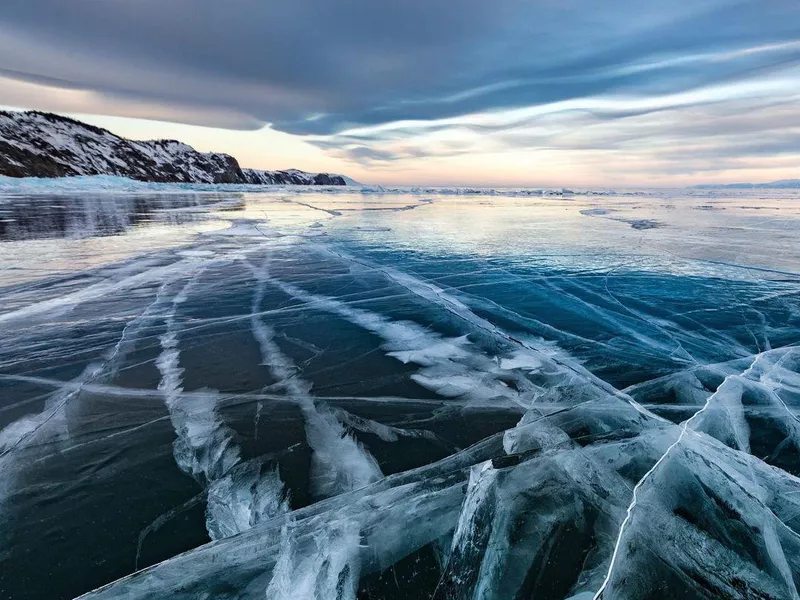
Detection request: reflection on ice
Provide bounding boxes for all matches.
[0,186,799,599]
[0,192,244,241]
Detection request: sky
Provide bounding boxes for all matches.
[1,0,799,187]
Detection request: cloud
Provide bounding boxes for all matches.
[0,0,506,132]
[1,0,798,132]
[0,74,265,131]
[1,0,799,182]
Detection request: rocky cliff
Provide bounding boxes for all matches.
[0,111,347,185]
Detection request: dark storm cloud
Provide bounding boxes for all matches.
[0,67,91,91]
[0,0,799,135]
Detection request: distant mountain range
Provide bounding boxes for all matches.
[0,110,348,186]
[691,179,800,189]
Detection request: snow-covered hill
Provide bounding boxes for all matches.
[0,111,347,186]
[241,168,346,186]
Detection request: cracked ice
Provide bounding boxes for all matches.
[1,185,800,599]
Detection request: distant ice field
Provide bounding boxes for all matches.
[1,180,800,599]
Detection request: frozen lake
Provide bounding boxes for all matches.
[1,184,800,599]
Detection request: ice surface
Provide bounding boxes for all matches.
[206,461,289,540]
[1,185,800,599]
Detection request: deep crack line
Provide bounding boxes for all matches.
[0,279,171,460]
[593,354,762,599]
[319,246,654,410]
[246,256,383,501]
